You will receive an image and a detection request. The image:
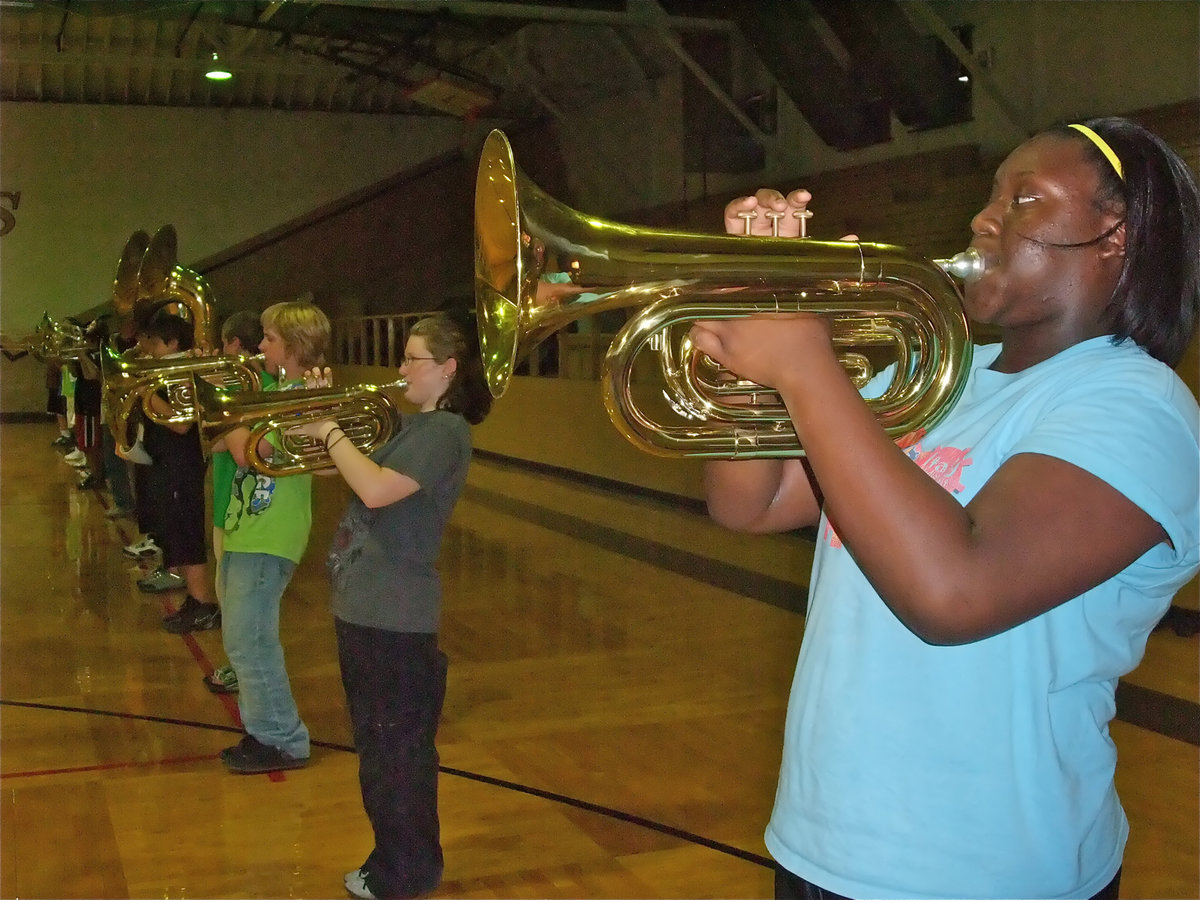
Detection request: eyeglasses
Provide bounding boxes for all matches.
[401,355,437,366]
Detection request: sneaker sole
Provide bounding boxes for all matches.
[163,618,220,634]
[224,756,308,775]
[140,582,186,593]
[203,676,238,694]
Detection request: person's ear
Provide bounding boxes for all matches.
[1097,220,1126,261]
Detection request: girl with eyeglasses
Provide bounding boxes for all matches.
[293,312,491,899]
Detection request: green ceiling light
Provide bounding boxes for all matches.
[205,51,233,81]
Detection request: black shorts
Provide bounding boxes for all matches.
[74,377,101,415]
[135,460,207,568]
[158,476,207,568]
[46,386,65,416]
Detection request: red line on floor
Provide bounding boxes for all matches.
[1,752,218,779]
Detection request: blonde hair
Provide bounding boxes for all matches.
[261,300,330,369]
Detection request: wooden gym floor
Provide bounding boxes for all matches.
[0,421,1196,899]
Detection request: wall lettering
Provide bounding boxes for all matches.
[0,191,20,237]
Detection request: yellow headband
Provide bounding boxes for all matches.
[1068,123,1124,181]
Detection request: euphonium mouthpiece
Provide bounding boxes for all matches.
[934,248,985,282]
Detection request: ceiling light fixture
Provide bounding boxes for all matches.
[205,52,233,81]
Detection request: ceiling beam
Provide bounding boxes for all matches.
[634,0,769,147]
[901,0,1031,140]
[306,0,738,33]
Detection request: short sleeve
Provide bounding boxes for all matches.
[376,413,469,491]
[1010,367,1199,568]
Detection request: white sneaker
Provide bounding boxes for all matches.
[344,869,377,900]
[122,536,162,559]
[64,449,88,467]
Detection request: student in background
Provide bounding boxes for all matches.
[202,309,271,695]
[133,311,220,632]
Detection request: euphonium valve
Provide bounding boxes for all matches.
[474,128,974,458]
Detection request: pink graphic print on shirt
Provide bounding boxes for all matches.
[823,429,973,548]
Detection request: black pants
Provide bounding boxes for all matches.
[336,619,447,900]
[774,864,1122,900]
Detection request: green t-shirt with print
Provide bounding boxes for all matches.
[222,379,312,563]
[211,369,275,528]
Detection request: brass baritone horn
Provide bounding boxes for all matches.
[100,341,263,453]
[475,128,977,458]
[192,375,405,477]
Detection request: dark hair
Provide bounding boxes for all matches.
[409,312,492,425]
[1051,117,1200,366]
[220,309,264,351]
[139,310,194,351]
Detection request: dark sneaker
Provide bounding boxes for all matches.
[221,734,307,775]
[77,473,104,490]
[162,596,200,625]
[163,599,220,634]
[203,664,238,693]
[51,433,75,448]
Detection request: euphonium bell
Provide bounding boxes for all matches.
[475,129,976,458]
[192,375,405,477]
[135,225,215,349]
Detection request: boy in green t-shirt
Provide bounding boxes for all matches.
[210,300,330,774]
[191,310,273,688]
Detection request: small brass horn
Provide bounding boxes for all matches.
[475,129,976,458]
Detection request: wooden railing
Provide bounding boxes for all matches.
[331,313,431,368]
[331,311,581,378]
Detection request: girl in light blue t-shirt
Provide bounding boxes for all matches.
[695,118,1200,900]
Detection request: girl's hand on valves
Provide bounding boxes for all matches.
[724,188,813,237]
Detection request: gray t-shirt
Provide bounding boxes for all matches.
[327,409,471,633]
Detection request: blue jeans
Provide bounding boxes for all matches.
[220,551,309,760]
[101,428,134,510]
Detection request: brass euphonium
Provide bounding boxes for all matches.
[28,312,91,362]
[102,226,261,449]
[475,129,979,458]
[0,312,73,362]
[100,342,264,447]
[192,375,405,477]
